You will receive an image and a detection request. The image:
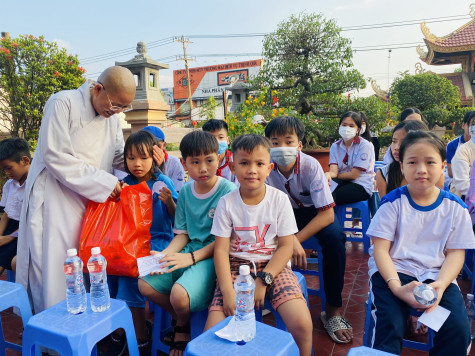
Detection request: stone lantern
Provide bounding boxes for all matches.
[116,41,170,133]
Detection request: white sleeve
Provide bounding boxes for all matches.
[383,147,393,165]
[366,200,398,241]
[39,97,117,202]
[446,205,475,250]
[0,180,10,207]
[276,193,298,237]
[210,196,233,238]
[451,158,471,195]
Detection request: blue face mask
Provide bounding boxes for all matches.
[217,140,228,155]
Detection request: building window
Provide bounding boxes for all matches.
[150,73,156,87]
[134,73,141,87]
[235,93,241,103]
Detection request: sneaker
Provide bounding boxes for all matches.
[104,333,127,356]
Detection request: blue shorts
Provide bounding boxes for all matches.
[141,257,216,312]
[108,275,146,308]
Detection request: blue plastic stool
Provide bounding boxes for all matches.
[347,346,397,355]
[255,271,309,330]
[150,304,208,355]
[0,281,32,355]
[363,292,434,352]
[462,249,475,295]
[293,237,326,310]
[22,294,139,356]
[335,201,371,253]
[183,316,299,356]
[6,270,14,283]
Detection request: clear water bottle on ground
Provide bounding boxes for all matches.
[87,247,110,312]
[467,293,475,340]
[234,265,256,342]
[413,283,438,306]
[64,248,87,314]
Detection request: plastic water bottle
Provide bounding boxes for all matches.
[467,293,475,339]
[64,248,87,314]
[87,247,110,312]
[234,265,256,342]
[413,284,438,306]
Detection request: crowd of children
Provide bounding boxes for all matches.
[2,112,475,356]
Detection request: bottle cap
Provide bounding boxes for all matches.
[91,247,101,255]
[239,265,250,275]
[66,248,77,257]
[422,289,435,301]
[468,293,474,300]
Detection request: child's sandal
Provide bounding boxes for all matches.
[163,318,177,346]
[170,323,191,352]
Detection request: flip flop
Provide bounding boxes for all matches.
[320,311,352,344]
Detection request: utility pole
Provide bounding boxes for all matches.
[175,35,194,114]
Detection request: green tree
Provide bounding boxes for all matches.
[258,12,366,115]
[0,35,85,140]
[198,96,218,120]
[391,72,461,128]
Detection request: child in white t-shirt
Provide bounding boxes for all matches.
[367,130,475,355]
[205,134,312,356]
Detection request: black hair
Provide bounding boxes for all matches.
[399,130,446,163]
[386,121,429,193]
[180,130,219,160]
[0,138,31,162]
[339,111,362,130]
[463,110,475,125]
[202,119,228,133]
[399,107,424,122]
[264,116,305,141]
[358,112,372,142]
[124,130,165,180]
[232,134,272,155]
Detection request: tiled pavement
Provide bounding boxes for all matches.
[1,241,474,355]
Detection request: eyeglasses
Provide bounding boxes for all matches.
[97,80,133,113]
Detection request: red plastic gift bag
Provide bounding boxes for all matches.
[79,181,153,277]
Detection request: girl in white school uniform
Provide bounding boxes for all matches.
[367,130,475,355]
[325,111,375,205]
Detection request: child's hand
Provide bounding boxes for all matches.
[153,145,165,166]
[254,279,267,311]
[324,172,332,186]
[222,290,236,317]
[148,250,167,275]
[160,252,194,273]
[391,280,427,309]
[425,281,446,313]
[0,235,15,247]
[158,187,174,206]
[291,236,307,270]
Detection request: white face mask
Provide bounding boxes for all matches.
[470,125,475,138]
[339,126,357,141]
[270,146,298,167]
[360,124,366,135]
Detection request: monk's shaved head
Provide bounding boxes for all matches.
[98,66,136,97]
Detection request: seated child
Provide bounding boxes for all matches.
[205,134,313,356]
[142,126,186,192]
[0,138,31,274]
[264,116,351,343]
[138,130,236,356]
[367,130,475,355]
[106,130,177,354]
[201,119,237,184]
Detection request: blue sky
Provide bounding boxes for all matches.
[1,0,472,96]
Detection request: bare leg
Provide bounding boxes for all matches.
[169,284,191,356]
[204,310,226,331]
[277,299,313,356]
[138,279,176,318]
[11,256,16,272]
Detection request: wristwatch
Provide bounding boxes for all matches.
[256,271,274,286]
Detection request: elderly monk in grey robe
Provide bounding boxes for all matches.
[16,66,150,313]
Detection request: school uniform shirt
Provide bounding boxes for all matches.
[447,135,467,164]
[0,179,26,222]
[367,186,475,283]
[165,153,185,192]
[451,139,475,197]
[378,164,390,184]
[174,176,236,253]
[211,185,298,262]
[329,137,375,196]
[266,151,334,211]
[17,80,123,313]
[382,146,393,165]
[466,159,475,225]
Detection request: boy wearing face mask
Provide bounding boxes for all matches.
[450,111,475,199]
[202,119,238,185]
[265,116,352,344]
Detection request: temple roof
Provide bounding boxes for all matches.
[439,72,473,104]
